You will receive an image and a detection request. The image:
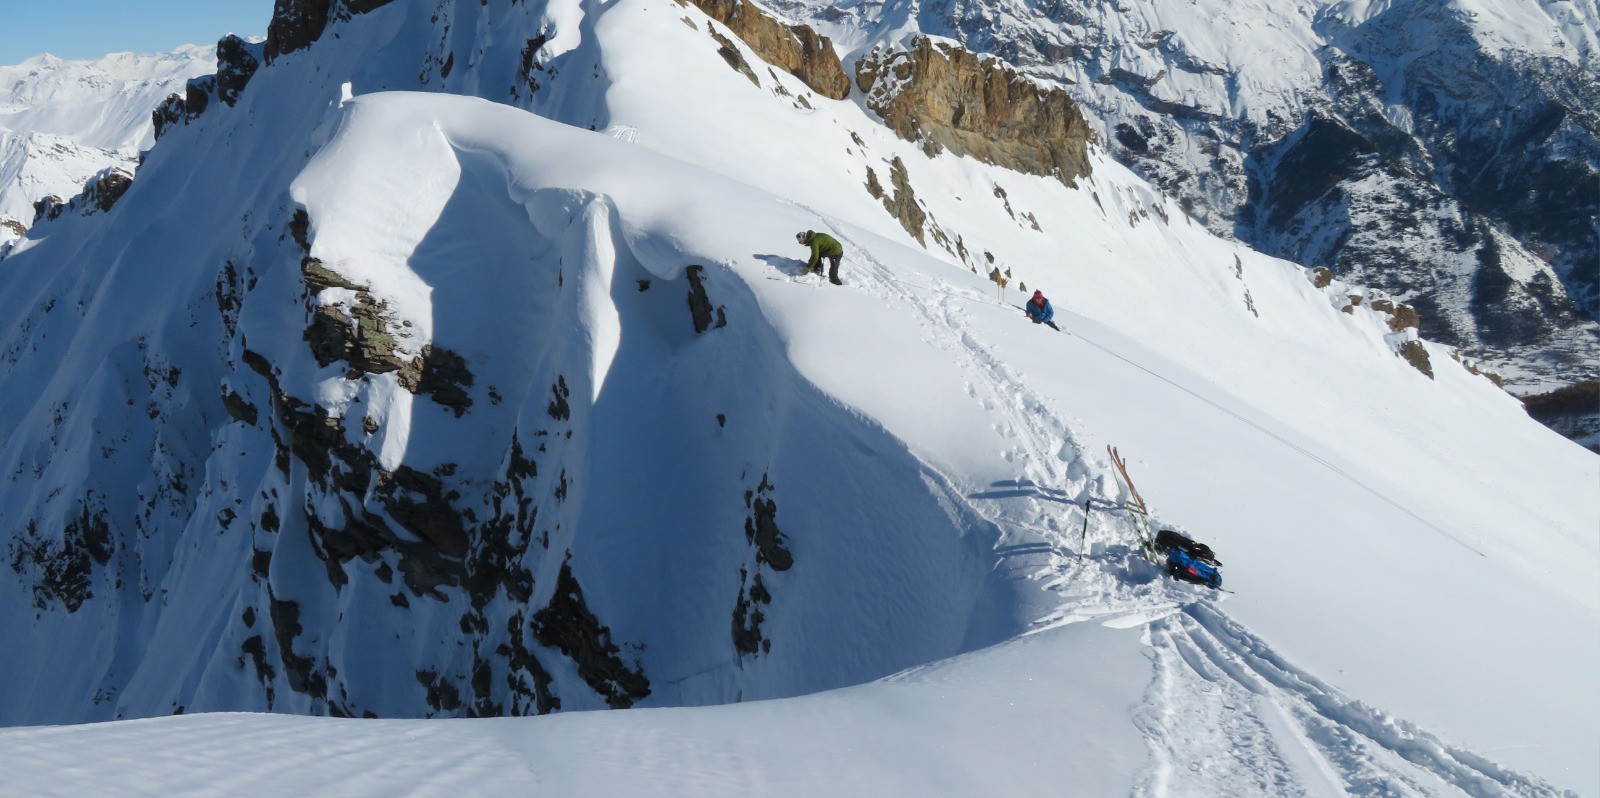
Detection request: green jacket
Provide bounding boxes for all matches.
[805,232,843,268]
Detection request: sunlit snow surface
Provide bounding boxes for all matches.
[0,46,216,245]
[0,0,1595,794]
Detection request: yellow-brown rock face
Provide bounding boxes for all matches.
[856,37,1094,187]
[685,0,850,100]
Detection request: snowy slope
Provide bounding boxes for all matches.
[0,0,1596,795]
[769,0,1600,390]
[3,623,1157,797]
[0,46,215,246]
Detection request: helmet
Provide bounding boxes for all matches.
[1033,290,1044,299]
[796,231,810,244]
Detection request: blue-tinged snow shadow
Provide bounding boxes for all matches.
[969,479,1080,505]
[753,252,810,277]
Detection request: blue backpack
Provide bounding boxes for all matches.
[1165,548,1222,589]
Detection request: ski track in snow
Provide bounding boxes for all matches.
[781,210,1567,798]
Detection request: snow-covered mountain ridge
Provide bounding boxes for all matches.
[768,0,1600,393]
[0,0,1595,794]
[0,46,216,250]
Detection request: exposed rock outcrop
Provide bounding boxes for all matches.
[184,76,214,120]
[152,36,264,139]
[513,33,551,101]
[344,0,398,14]
[731,566,771,656]
[152,94,188,141]
[744,473,792,571]
[268,594,326,701]
[686,0,850,99]
[398,345,474,417]
[265,0,398,63]
[416,669,463,714]
[709,29,761,87]
[685,265,728,333]
[221,387,259,426]
[244,338,473,598]
[866,157,927,245]
[1304,264,1442,379]
[301,258,401,374]
[732,473,791,658]
[216,35,263,107]
[27,169,133,224]
[299,255,475,415]
[265,0,334,63]
[152,76,215,140]
[532,559,651,709]
[6,498,114,613]
[85,169,134,214]
[856,37,1094,186]
[1387,304,1421,334]
[32,196,67,224]
[1398,340,1434,380]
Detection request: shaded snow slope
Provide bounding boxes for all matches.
[0,46,215,246]
[0,603,1581,797]
[0,623,1153,798]
[0,0,1595,794]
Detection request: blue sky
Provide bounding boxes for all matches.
[1,0,272,65]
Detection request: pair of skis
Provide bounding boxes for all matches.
[1106,445,1157,561]
[1069,447,1151,560]
[1105,446,1233,592]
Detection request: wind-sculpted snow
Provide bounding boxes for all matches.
[0,0,1595,794]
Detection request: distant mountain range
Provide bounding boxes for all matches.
[0,46,215,249]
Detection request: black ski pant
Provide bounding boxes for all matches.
[811,254,842,284]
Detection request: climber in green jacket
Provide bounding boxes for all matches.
[796,230,844,285]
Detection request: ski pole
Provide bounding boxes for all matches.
[1079,501,1092,559]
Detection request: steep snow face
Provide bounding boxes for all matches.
[771,0,1600,390]
[0,46,216,247]
[0,0,1596,794]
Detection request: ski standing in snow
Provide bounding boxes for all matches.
[1024,290,1060,330]
[796,230,843,285]
[1107,446,1224,590]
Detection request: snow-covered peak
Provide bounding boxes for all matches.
[0,45,216,149]
[0,44,215,248]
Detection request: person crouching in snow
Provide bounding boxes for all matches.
[796,230,844,285]
[1024,290,1060,330]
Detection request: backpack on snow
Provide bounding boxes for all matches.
[1154,529,1218,565]
[1164,548,1223,589]
[1153,529,1223,589]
